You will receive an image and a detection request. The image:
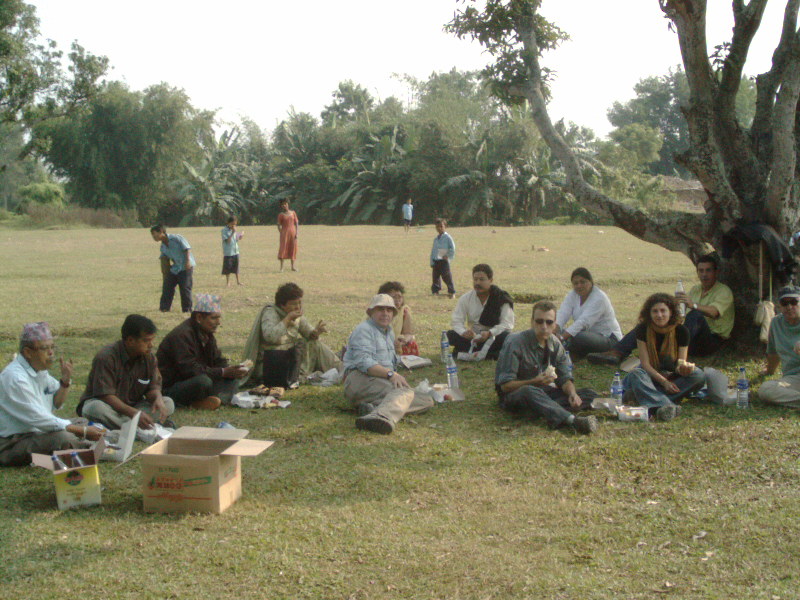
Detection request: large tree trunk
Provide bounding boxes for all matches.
[504,0,800,330]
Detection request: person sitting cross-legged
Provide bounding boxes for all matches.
[495,301,599,435]
[447,263,515,361]
[759,286,800,407]
[78,314,174,431]
[156,294,248,410]
[241,283,341,389]
[0,322,105,467]
[343,294,434,435]
[622,293,705,422]
[589,254,733,365]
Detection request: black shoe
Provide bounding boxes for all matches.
[355,414,394,434]
[587,351,622,366]
[572,415,598,435]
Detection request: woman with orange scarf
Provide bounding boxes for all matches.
[622,293,705,421]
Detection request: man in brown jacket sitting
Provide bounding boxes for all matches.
[156,294,248,410]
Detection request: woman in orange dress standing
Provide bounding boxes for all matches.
[277,199,299,271]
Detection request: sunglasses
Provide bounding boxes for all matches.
[534,318,555,325]
[780,298,799,307]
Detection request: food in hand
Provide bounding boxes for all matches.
[544,365,557,378]
[677,358,695,369]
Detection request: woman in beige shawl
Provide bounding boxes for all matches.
[241,283,341,387]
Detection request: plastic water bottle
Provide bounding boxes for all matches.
[676,279,686,317]
[440,331,450,363]
[736,367,750,409]
[565,351,573,379]
[611,372,624,407]
[51,455,69,471]
[70,451,86,468]
[446,355,459,389]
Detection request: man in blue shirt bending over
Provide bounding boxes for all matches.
[150,224,196,313]
[343,294,433,434]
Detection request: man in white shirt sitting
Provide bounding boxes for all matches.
[0,322,104,467]
[447,264,515,360]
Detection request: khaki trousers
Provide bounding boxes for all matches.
[0,430,80,467]
[758,374,800,408]
[344,370,433,425]
[81,397,175,429]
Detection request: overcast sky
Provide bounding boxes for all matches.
[29,0,786,137]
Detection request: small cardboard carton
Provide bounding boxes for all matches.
[31,440,106,510]
[139,426,273,514]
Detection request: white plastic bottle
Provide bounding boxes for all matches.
[446,355,459,390]
[611,372,624,407]
[676,279,686,317]
[440,331,450,363]
[736,367,750,409]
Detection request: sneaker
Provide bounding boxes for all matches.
[587,351,623,366]
[191,396,221,411]
[656,404,681,422]
[355,414,394,434]
[448,293,456,299]
[572,415,598,435]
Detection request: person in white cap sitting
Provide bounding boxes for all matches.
[0,322,105,466]
[156,294,248,410]
[343,294,434,434]
[759,285,800,407]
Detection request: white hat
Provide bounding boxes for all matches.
[367,294,397,313]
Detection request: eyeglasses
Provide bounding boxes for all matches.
[32,344,56,352]
[780,298,799,307]
[534,318,555,325]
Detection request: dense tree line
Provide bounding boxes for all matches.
[0,0,756,229]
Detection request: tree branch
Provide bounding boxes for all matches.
[764,41,800,230]
[751,0,800,158]
[514,7,709,258]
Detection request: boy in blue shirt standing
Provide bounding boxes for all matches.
[402,198,413,233]
[430,218,456,298]
[221,215,243,287]
[150,224,195,313]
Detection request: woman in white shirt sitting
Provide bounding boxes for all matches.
[555,267,623,360]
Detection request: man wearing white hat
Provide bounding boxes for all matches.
[0,322,105,466]
[343,294,434,434]
[157,294,248,410]
[759,286,800,407]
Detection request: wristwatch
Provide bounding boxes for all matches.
[386,370,395,380]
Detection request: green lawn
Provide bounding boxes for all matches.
[1,224,797,600]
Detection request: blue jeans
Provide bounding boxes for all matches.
[564,332,619,360]
[431,259,455,295]
[499,385,597,428]
[161,269,193,312]
[623,367,705,412]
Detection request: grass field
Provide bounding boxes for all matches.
[1,224,798,600]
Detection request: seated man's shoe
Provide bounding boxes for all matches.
[587,350,623,366]
[572,415,598,435]
[656,404,681,422]
[355,413,394,435]
[357,402,375,416]
[191,396,221,410]
[161,418,177,429]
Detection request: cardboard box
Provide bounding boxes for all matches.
[140,426,273,514]
[31,441,106,510]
